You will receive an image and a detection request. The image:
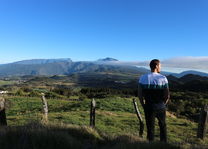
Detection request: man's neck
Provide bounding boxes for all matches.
[151,70,158,73]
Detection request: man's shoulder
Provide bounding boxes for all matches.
[156,73,168,82]
[138,73,151,84]
[157,73,167,79]
[140,73,167,78]
[139,73,168,85]
[139,73,148,78]
[139,73,149,80]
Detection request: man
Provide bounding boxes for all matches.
[0,94,7,125]
[138,59,170,142]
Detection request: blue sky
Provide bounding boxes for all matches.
[0,0,208,63]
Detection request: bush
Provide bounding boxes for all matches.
[15,89,25,96]
[45,92,64,99]
[28,90,41,97]
[52,88,72,97]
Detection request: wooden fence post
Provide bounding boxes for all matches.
[41,93,48,124]
[133,98,144,137]
[197,105,208,139]
[0,95,7,126]
[90,98,96,128]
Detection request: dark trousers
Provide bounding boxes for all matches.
[144,106,167,142]
[0,109,7,126]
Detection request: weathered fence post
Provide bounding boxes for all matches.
[133,98,144,137]
[0,94,7,126]
[90,98,96,128]
[41,93,48,123]
[197,105,208,139]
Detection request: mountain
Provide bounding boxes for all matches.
[0,62,71,76]
[167,74,208,92]
[13,58,72,65]
[0,58,208,77]
[168,74,208,83]
[166,75,179,82]
[97,57,118,62]
[0,58,144,77]
[172,70,208,77]
[178,74,208,83]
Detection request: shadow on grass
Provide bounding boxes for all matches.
[0,122,183,149]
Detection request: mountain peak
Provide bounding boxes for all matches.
[97,57,118,62]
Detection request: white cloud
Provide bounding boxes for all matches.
[161,56,208,70]
[112,56,208,73]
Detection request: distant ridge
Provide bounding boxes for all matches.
[0,58,207,77]
[179,74,208,82]
[13,58,72,65]
[172,70,208,77]
[167,74,208,92]
[168,74,208,82]
[0,58,142,77]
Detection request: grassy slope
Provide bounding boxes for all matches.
[0,122,182,149]
[4,96,208,148]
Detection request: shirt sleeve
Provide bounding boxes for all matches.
[164,77,169,88]
[138,75,144,84]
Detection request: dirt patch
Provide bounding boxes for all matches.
[166,111,177,118]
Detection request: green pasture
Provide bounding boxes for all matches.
[0,80,16,86]
[3,96,208,147]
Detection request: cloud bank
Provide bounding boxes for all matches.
[162,57,208,70]
[109,56,208,73]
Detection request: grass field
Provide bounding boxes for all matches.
[3,96,208,148]
[0,80,16,86]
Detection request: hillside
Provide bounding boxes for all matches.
[167,74,208,92]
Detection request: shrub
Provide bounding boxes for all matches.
[28,90,41,97]
[15,89,25,96]
[45,92,64,99]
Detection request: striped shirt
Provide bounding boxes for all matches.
[138,72,169,109]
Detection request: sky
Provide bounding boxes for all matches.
[0,0,208,64]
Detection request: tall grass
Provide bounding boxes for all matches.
[0,122,181,149]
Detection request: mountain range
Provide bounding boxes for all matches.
[0,58,207,77]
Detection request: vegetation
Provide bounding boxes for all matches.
[2,96,208,148]
[0,122,181,149]
[0,72,208,148]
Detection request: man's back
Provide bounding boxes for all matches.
[139,72,169,109]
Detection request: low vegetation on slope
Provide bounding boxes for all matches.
[0,122,183,149]
[0,73,208,148]
[2,96,208,149]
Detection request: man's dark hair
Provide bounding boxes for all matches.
[149,59,160,70]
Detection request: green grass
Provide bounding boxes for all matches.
[3,96,208,148]
[0,80,16,86]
